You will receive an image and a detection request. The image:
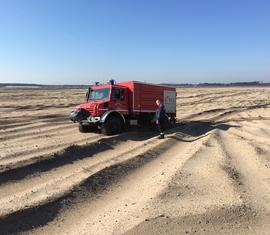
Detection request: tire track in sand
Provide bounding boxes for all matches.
[0,128,210,234]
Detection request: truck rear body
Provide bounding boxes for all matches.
[117,81,176,114]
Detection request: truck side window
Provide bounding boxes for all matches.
[112,89,125,101]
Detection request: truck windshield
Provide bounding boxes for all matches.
[88,88,110,101]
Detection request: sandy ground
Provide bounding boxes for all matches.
[0,87,269,235]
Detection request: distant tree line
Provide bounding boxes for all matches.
[161,81,270,87]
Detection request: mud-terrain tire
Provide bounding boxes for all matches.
[79,123,97,133]
[101,116,122,135]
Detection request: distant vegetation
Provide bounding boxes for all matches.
[161,81,270,87]
[0,83,89,89]
[0,81,269,88]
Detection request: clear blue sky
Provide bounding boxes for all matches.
[0,0,269,85]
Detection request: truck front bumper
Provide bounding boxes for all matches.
[69,109,100,124]
[87,116,101,123]
[69,109,89,122]
[78,116,101,127]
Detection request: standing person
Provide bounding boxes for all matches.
[155,99,166,139]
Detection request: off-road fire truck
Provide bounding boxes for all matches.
[69,80,176,135]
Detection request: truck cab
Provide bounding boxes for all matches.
[80,85,129,116]
[70,84,128,134]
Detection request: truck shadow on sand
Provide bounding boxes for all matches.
[168,121,240,142]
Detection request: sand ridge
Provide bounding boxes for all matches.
[0,87,269,234]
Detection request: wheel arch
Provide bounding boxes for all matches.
[100,110,125,124]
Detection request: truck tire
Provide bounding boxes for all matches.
[79,123,97,133]
[169,117,176,127]
[102,116,122,135]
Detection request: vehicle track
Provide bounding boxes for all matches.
[0,127,208,234]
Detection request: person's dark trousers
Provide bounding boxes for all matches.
[157,118,165,138]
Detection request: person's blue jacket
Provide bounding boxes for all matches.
[155,104,166,121]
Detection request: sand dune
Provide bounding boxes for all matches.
[0,87,269,234]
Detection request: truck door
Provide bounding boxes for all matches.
[111,88,129,114]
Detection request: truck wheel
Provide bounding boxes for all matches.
[169,117,176,127]
[102,116,122,135]
[79,123,97,133]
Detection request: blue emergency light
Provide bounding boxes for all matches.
[109,79,115,85]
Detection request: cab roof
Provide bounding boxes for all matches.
[90,84,126,89]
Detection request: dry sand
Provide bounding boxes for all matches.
[0,87,269,235]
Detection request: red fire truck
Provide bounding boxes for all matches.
[69,80,176,135]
